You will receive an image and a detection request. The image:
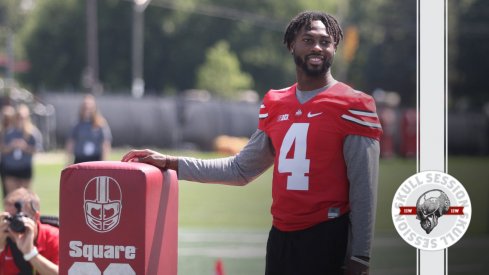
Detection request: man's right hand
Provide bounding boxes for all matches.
[121,149,178,171]
[9,216,37,255]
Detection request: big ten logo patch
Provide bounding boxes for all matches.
[391,171,471,250]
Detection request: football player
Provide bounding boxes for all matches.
[122,11,382,275]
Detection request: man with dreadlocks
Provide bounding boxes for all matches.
[122,11,382,275]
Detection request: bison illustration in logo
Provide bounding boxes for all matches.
[416,189,450,234]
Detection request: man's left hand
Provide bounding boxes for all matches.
[345,257,369,275]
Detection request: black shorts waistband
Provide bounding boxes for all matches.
[271,213,350,235]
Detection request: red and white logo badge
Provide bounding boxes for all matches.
[83,176,122,233]
[392,171,471,250]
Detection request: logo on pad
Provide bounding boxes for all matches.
[83,176,122,233]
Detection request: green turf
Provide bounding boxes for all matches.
[179,175,273,229]
[447,157,489,234]
[32,163,63,216]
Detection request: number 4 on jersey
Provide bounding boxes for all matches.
[278,123,310,190]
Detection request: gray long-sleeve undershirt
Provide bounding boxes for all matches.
[178,129,380,258]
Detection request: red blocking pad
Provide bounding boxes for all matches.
[59,161,178,275]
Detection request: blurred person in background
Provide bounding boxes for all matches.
[1,104,42,195]
[0,105,17,198]
[65,94,112,164]
[0,187,59,275]
[123,11,381,275]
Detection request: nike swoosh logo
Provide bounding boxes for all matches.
[5,256,13,260]
[307,112,323,118]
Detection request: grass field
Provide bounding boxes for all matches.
[4,150,488,274]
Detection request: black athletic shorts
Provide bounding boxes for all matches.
[2,166,33,180]
[265,214,349,275]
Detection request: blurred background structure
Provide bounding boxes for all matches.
[0,0,487,156]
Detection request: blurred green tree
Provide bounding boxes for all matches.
[196,40,253,99]
[16,0,85,90]
[0,0,29,80]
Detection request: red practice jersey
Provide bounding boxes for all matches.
[258,82,383,231]
[0,222,59,275]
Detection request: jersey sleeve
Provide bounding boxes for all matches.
[178,129,274,185]
[340,93,383,140]
[344,135,380,257]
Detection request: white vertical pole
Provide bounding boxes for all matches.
[417,0,447,274]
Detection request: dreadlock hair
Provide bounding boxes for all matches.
[283,11,344,51]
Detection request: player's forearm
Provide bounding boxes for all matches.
[178,130,274,185]
[344,135,380,258]
[178,156,250,185]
